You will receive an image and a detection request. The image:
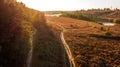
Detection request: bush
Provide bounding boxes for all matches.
[105,27,110,31]
[100,27,104,31]
[61,13,96,22]
[92,25,97,28]
[98,22,103,25]
[113,19,120,24]
[108,18,114,22]
[116,19,120,24]
[104,31,112,36]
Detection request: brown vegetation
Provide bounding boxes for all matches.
[60,9,120,23]
[0,0,70,67]
[46,16,120,67]
[31,17,70,67]
[0,0,45,67]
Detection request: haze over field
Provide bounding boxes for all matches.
[1,0,120,67]
[17,0,120,11]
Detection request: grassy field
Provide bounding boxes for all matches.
[0,0,70,67]
[46,16,120,67]
[31,17,70,67]
[1,1,120,67]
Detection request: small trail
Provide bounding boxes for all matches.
[47,20,76,67]
[27,28,36,67]
[60,30,76,67]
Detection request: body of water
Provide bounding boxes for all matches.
[45,14,62,17]
[102,22,115,26]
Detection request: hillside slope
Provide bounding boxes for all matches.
[46,16,120,67]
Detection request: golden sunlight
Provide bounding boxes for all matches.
[17,0,120,11]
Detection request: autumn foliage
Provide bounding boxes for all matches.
[0,0,45,67]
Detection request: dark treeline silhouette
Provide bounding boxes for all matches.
[0,0,45,67]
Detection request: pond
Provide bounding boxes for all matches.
[102,22,115,26]
[45,14,62,17]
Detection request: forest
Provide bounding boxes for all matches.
[61,9,120,24]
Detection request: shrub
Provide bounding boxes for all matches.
[100,27,104,31]
[98,22,102,25]
[105,27,110,31]
[61,13,96,22]
[104,31,112,36]
[108,18,114,22]
[92,25,97,28]
[116,19,120,24]
[113,19,120,24]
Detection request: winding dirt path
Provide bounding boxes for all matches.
[60,30,76,67]
[27,28,36,67]
[47,17,76,67]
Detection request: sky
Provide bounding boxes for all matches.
[17,0,120,11]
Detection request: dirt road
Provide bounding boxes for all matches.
[60,30,76,67]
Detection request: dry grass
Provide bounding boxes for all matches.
[31,17,70,67]
[46,16,120,67]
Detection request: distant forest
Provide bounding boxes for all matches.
[61,8,120,23]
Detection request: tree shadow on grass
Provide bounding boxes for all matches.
[31,16,70,67]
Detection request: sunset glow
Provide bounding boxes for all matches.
[17,0,120,11]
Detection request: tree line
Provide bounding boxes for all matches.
[0,0,45,67]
